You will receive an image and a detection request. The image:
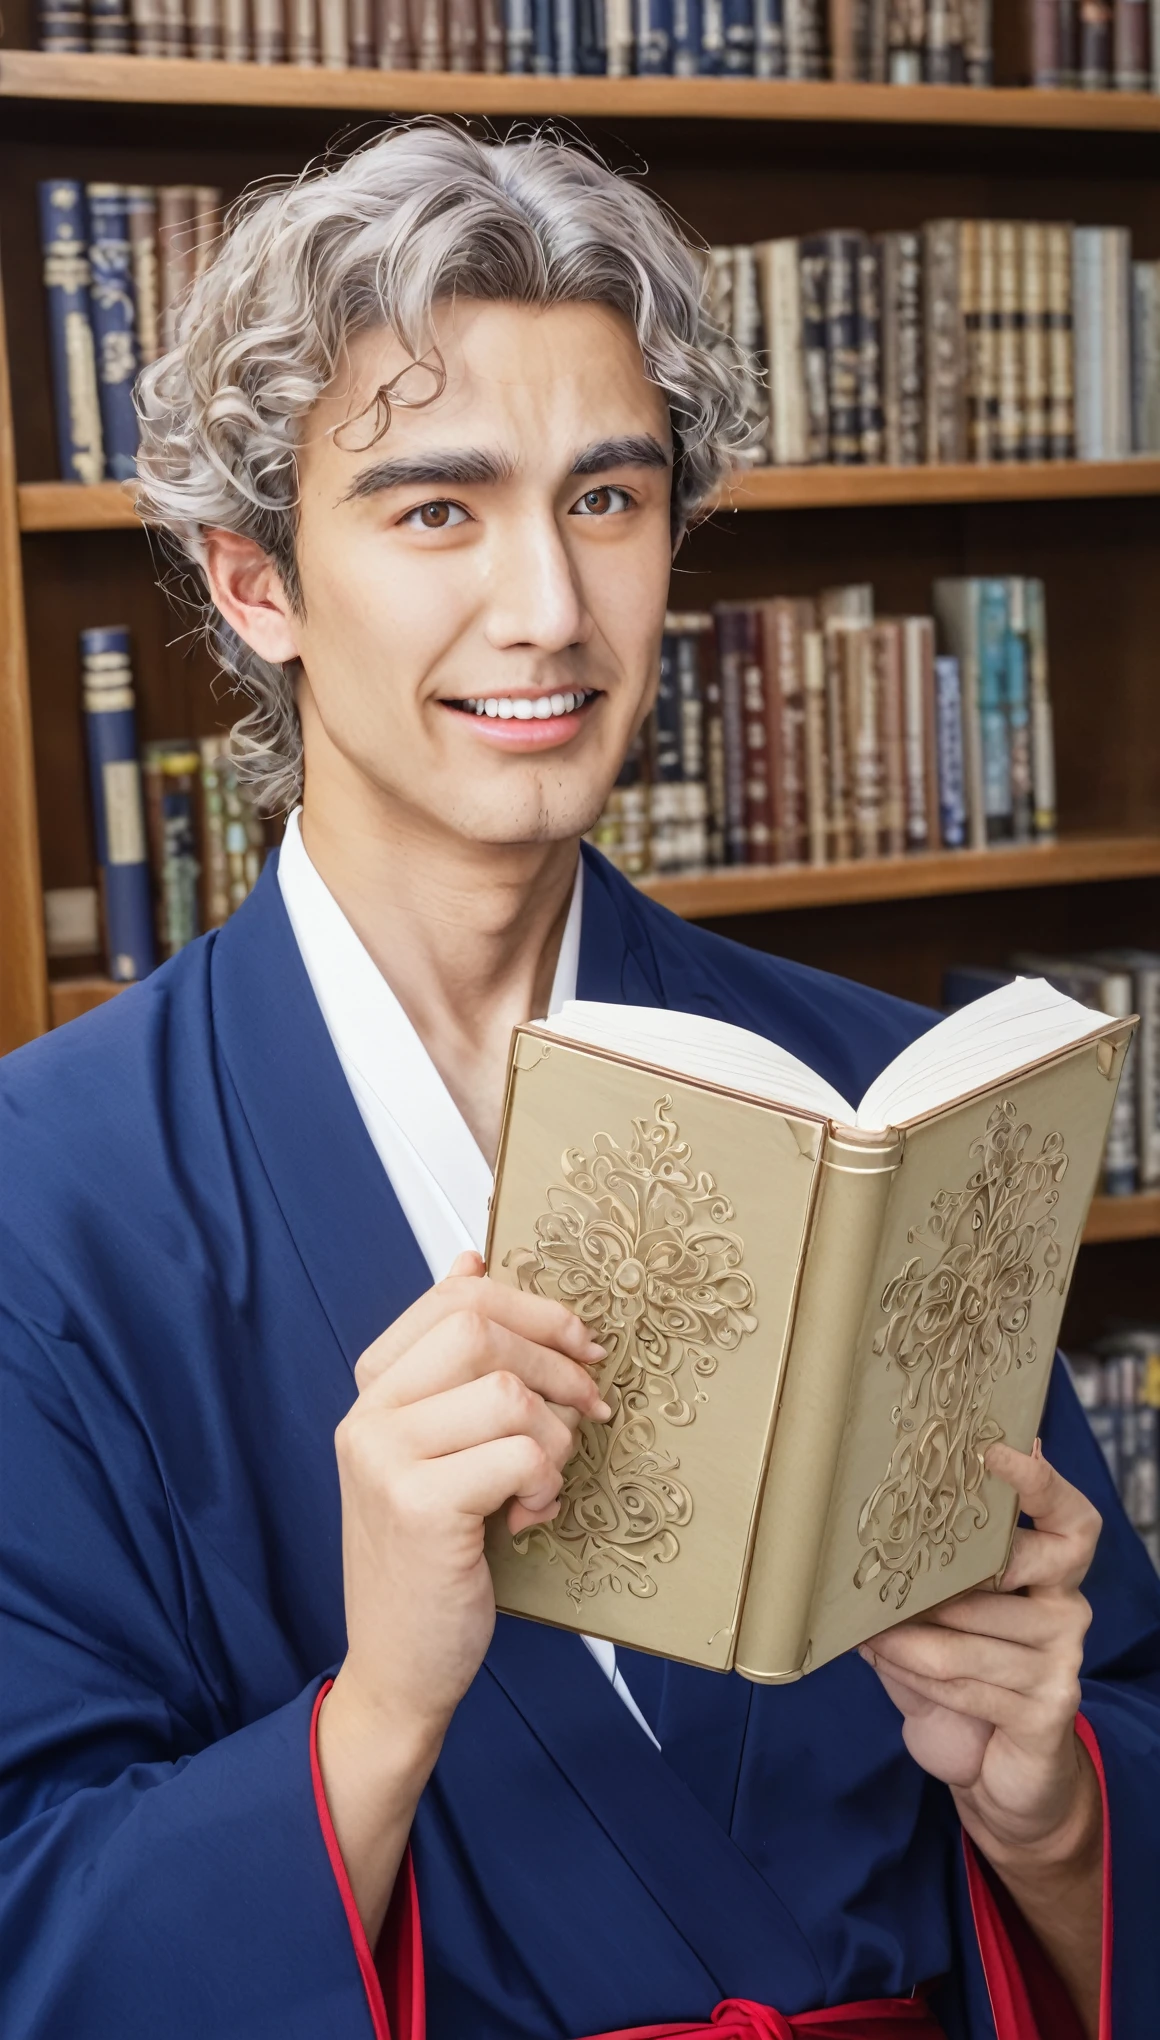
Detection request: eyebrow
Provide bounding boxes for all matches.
[339,433,672,505]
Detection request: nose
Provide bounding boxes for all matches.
[483,506,589,657]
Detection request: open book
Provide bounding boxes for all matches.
[485,980,1135,1681]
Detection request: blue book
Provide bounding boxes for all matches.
[721,0,754,70]
[671,0,700,69]
[636,0,672,68]
[977,578,1013,843]
[554,0,577,67]
[933,654,967,849]
[697,0,725,64]
[504,0,536,68]
[754,0,785,72]
[576,0,607,69]
[80,628,157,983]
[37,181,105,487]
[86,183,141,484]
[531,0,554,68]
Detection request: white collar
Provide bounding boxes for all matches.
[276,809,583,1273]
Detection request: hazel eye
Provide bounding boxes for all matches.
[403,500,469,530]
[572,485,631,517]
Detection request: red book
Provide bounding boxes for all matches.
[761,597,812,866]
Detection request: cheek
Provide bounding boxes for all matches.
[296,536,468,712]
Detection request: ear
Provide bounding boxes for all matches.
[202,528,302,667]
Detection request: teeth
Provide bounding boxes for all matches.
[456,690,593,721]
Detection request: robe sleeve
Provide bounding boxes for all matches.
[0,1302,397,2040]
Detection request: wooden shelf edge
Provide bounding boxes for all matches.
[639,836,1160,916]
[48,976,124,1026]
[1083,1191,1160,1244]
[4,51,1160,127]
[20,458,1160,532]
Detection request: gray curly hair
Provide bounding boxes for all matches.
[135,121,754,815]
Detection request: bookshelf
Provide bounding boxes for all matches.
[1,62,1158,1332]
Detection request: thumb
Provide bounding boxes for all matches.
[446,1249,486,1279]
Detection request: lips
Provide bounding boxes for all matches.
[445,689,600,722]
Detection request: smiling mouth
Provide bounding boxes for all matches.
[444,689,601,722]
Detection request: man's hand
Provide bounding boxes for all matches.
[860,1440,1104,2035]
[316,1251,608,1940]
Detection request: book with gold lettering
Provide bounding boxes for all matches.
[485,979,1134,1682]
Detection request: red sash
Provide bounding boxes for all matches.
[582,1993,946,2039]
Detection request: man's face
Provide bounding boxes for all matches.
[288,298,674,846]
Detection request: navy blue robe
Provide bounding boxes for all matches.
[2,846,1158,2040]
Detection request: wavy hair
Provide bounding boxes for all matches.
[135,122,755,814]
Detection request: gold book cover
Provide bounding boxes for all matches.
[484,994,1133,1683]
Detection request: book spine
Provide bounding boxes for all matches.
[676,623,711,870]
[348,0,375,57]
[798,237,831,463]
[550,0,576,67]
[1153,0,1160,86]
[1024,576,1057,840]
[969,218,995,465]
[37,181,105,488]
[714,609,753,864]
[130,0,169,54]
[868,0,889,77]
[1079,0,1112,81]
[924,219,967,464]
[143,745,203,959]
[962,0,991,78]
[1134,964,1160,1187]
[925,0,965,78]
[1020,223,1049,463]
[1113,0,1149,81]
[80,629,157,983]
[1107,226,1133,459]
[605,0,635,67]
[1132,262,1160,453]
[198,739,233,928]
[822,622,855,860]
[576,0,607,67]
[827,0,862,76]
[590,735,651,877]
[157,187,198,353]
[722,0,755,68]
[857,241,884,464]
[932,653,968,849]
[448,0,482,65]
[253,0,287,55]
[933,578,986,845]
[741,618,775,863]
[39,0,89,48]
[843,624,882,859]
[1059,0,1081,80]
[734,1130,903,1682]
[784,0,825,69]
[188,0,223,53]
[288,0,319,56]
[886,0,923,77]
[530,0,554,67]
[873,620,906,857]
[801,627,829,865]
[995,220,1025,463]
[879,231,923,467]
[697,0,725,63]
[221,0,252,56]
[318,0,348,59]
[900,614,937,851]
[1028,0,1063,80]
[1098,971,1139,1193]
[977,577,1013,842]
[701,631,728,867]
[765,599,810,864]
[758,240,808,466]
[1045,223,1075,460]
[504,0,535,64]
[825,232,863,466]
[85,185,140,486]
[650,624,687,874]
[1004,577,1034,844]
[91,0,133,50]
[754,0,786,70]
[412,0,447,59]
[732,245,772,465]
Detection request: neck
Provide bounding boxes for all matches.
[299,788,579,1168]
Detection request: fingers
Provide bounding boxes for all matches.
[986,1441,1102,1592]
[392,1371,580,1479]
[861,1618,1082,1708]
[360,1307,611,1422]
[392,1434,568,1528]
[914,1588,1092,1652]
[858,1647,1035,1740]
[356,1270,606,1391]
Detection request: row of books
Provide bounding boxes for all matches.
[38,179,220,485]
[714,224,1160,470]
[1070,1328,1160,1573]
[35,0,998,80]
[1022,0,1160,91]
[588,576,1057,878]
[943,950,1160,1194]
[46,627,267,982]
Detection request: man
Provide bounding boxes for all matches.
[1,126,1157,2040]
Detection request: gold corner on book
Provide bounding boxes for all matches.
[485,1039,824,1670]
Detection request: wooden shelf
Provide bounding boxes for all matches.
[48,976,123,1027]
[1083,1191,1160,1244]
[19,458,1160,534]
[641,835,1160,917]
[4,51,1160,128]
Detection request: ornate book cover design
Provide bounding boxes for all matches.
[486,1021,1131,1681]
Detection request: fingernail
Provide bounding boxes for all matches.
[585,1341,607,1361]
[592,1398,612,1421]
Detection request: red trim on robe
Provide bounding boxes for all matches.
[963,1712,1112,2040]
[309,1679,426,2040]
[581,1995,946,2038]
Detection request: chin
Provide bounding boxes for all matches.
[445,784,610,850]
